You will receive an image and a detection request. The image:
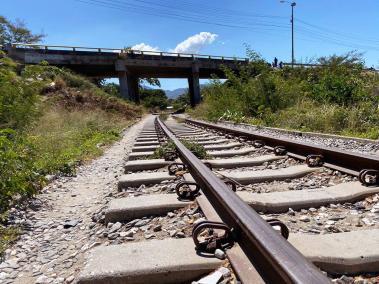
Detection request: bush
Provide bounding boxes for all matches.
[0,55,142,213]
[0,57,39,129]
[151,140,209,160]
[192,50,379,139]
[172,93,190,110]
[140,89,168,110]
[0,129,42,209]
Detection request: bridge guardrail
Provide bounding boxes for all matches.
[8,43,249,62]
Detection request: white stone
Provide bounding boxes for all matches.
[35,275,50,284]
[109,222,122,233]
[214,249,226,260]
[300,216,310,222]
[197,270,223,284]
[217,267,231,278]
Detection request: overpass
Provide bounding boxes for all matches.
[5,44,249,106]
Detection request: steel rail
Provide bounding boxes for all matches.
[156,117,330,284]
[183,118,379,176]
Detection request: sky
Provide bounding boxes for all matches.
[3,0,379,90]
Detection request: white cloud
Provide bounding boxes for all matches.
[131,43,160,52]
[171,32,218,54]
[130,32,218,55]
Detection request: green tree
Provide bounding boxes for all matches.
[0,16,45,45]
[172,92,190,110]
[140,89,168,110]
[102,82,120,97]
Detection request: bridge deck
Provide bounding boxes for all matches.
[4,43,249,104]
[5,44,248,78]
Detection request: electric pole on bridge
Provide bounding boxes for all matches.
[280,1,296,67]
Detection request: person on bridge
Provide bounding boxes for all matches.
[273,57,278,68]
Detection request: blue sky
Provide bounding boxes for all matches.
[3,0,379,90]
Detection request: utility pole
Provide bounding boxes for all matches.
[291,2,296,67]
[280,1,296,67]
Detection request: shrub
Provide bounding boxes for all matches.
[0,129,42,209]
[0,57,39,129]
[140,89,168,110]
[151,140,209,160]
[193,50,379,139]
[0,55,142,213]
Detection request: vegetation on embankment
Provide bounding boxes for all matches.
[190,49,379,139]
[0,54,142,217]
[0,13,143,253]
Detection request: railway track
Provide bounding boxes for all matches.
[77,115,379,284]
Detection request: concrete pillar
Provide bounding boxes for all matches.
[118,71,131,100]
[118,72,140,103]
[188,64,201,107]
[116,60,140,103]
[127,75,139,103]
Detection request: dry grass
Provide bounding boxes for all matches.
[28,104,135,175]
[0,225,20,257]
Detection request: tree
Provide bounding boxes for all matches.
[140,89,168,110]
[172,92,190,110]
[141,77,161,87]
[0,16,45,45]
[101,82,120,97]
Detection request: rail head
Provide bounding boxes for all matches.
[156,116,330,284]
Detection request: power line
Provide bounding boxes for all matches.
[74,0,291,30]
[72,0,379,53]
[118,0,287,20]
[297,18,379,44]
[296,28,379,52]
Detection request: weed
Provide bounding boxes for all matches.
[0,225,20,257]
[150,140,209,160]
[0,55,142,213]
[192,51,379,139]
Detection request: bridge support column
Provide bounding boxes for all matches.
[188,65,201,107]
[128,75,140,103]
[116,60,140,103]
[118,72,140,103]
[118,71,131,100]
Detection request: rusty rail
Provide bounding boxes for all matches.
[156,117,330,284]
[183,117,379,176]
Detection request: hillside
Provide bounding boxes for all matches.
[0,53,142,219]
[165,84,209,99]
[165,87,188,99]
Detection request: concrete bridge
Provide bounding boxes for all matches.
[5,44,249,106]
